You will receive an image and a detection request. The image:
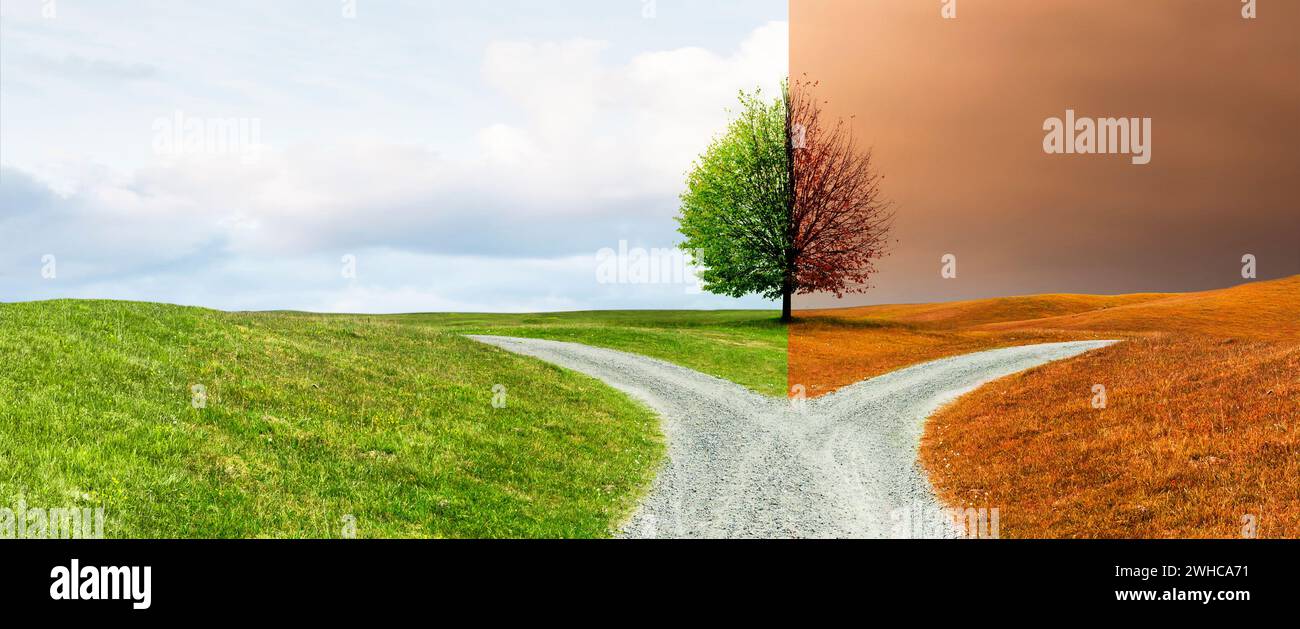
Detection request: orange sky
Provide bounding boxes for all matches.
[792,0,1300,307]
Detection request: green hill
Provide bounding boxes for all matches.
[0,301,783,538]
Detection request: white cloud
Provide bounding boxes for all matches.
[1,14,787,312]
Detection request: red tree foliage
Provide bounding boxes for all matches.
[786,78,894,301]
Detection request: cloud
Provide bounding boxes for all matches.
[28,54,159,82]
[1,20,787,311]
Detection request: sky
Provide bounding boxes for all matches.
[0,0,787,312]
[793,0,1300,308]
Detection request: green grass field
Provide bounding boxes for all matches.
[395,310,787,396]
[0,300,784,538]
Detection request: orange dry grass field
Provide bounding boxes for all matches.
[791,276,1300,538]
[788,293,1163,396]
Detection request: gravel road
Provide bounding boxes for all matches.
[469,335,1117,539]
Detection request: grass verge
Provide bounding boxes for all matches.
[396,310,787,396]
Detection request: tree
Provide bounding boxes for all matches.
[677,88,790,317]
[677,78,892,322]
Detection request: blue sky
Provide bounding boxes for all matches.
[0,0,787,312]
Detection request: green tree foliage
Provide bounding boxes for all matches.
[677,87,793,316]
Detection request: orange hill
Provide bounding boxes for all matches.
[792,276,1300,537]
[976,275,1299,341]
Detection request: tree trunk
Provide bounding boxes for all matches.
[781,285,793,323]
